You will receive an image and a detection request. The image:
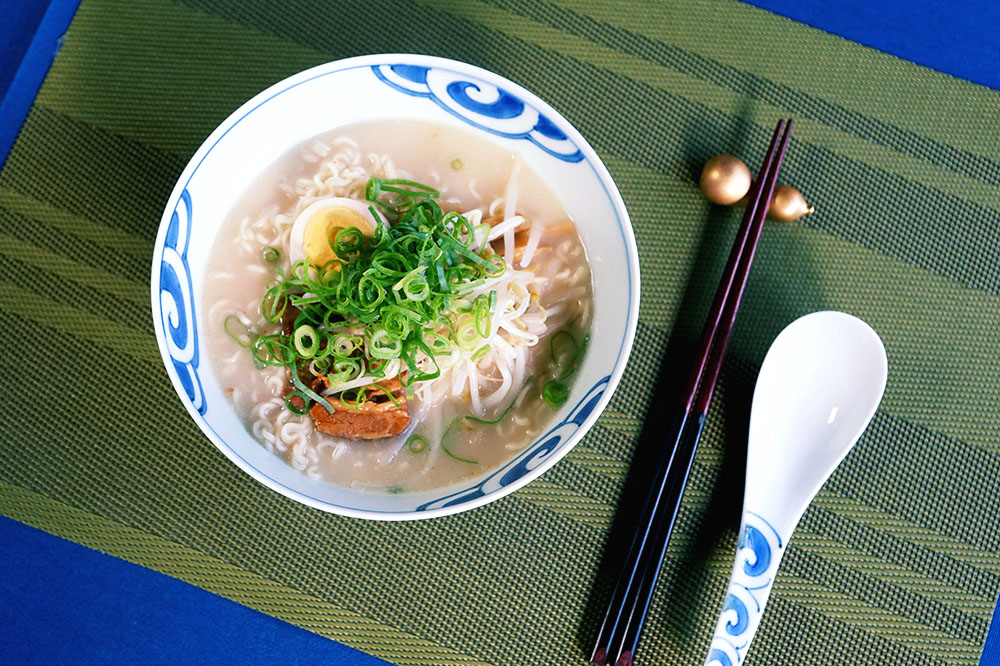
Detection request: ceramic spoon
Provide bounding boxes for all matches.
[704,311,887,666]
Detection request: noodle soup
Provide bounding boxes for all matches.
[202,120,592,493]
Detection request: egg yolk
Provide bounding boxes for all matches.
[302,206,372,267]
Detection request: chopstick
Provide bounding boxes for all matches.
[590,119,794,666]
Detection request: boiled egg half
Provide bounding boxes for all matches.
[288,197,378,267]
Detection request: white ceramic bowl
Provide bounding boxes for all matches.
[151,54,639,520]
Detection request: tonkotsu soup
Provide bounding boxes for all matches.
[203,120,593,493]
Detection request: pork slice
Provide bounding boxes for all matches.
[310,378,410,440]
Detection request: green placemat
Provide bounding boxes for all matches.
[2,0,999,664]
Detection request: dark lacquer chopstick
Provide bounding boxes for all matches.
[614,119,794,666]
[590,119,793,666]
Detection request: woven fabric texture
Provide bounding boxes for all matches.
[2,0,999,664]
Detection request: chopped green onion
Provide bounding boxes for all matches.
[549,331,578,370]
[483,253,506,278]
[331,386,365,411]
[455,314,481,352]
[541,381,570,407]
[330,334,359,355]
[471,224,491,252]
[325,358,362,388]
[309,357,331,377]
[366,382,403,410]
[394,269,430,302]
[357,274,386,310]
[473,293,492,337]
[440,416,478,464]
[284,390,311,415]
[261,246,280,264]
[365,177,439,214]
[333,226,365,259]
[371,252,410,277]
[407,434,429,453]
[368,327,402,360]
[224,314,254,348]
[261,285,287,323]
[400,337,441,384]
[291,370,335,413]
[540,332,589,408]
[252,335,294,367]
[425,332,453,354]
[293,325,319,358]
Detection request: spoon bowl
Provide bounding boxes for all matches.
[745,310,888,538]
[705,311,887,666]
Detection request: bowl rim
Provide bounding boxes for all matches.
[150,53,640,520]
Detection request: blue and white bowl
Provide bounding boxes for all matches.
[151,54,639,520]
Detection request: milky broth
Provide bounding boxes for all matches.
[202,120,592,493]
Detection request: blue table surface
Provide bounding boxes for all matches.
[2,1,999,664]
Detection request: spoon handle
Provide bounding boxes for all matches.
[704,511,787,666]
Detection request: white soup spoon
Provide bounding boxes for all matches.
[705,310,888,665]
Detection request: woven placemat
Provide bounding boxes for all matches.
[2,0,999,663]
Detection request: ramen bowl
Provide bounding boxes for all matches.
[151,54,639,520]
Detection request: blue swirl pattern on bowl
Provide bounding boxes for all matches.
[372,64,584,163]
[158,190,206,414]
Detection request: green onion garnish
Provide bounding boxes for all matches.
[441,430,478,464]
[224,314,254,348]
[249,177,508,393]
[283,390,311,415]
[438,377,536,464]
[365,178,439,215]
[541,381,570,407]
[407,434,429,453]
[541,332,589,408]
[366,382,403,410]
[293,325,319,358]
[291,370,335,414]
[261,283,288,323]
